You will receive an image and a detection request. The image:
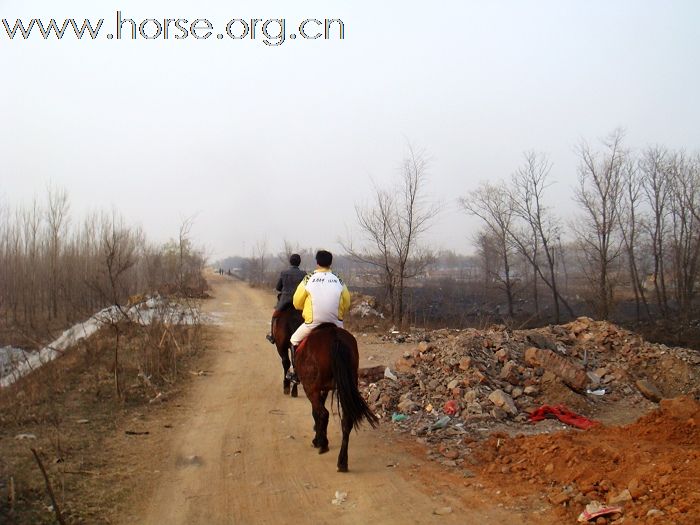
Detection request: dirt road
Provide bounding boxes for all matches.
[127,273,548,524]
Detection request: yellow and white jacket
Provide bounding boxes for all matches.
[293,269,351,325]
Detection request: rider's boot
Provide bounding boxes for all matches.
[285,345,300,384]
[266,317,276,344]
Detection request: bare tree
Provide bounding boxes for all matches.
[460,181,517,317]
[248,239,269,287]
[46,186,70,320]
[277,239,300,266]
[640,146,671,317]
[573,129,626,320]
[667,152,700,319]
[618,156,650,322]
[96,212,142,399]
[510,152,575,322]
[178,216,195,293]
[345,146,438,325]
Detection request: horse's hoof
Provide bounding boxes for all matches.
[337,465,348,473]
[283,386,290,395]
[312,438,319,448]
[291,386,298,398]
[319,446,329,454]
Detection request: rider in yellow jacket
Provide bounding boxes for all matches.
[287,250,351,383]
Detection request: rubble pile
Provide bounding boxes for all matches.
[361,317,700,466]
[348,294,384,319]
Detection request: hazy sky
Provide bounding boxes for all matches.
[2,0,699,260]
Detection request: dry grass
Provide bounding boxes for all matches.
[0,318,205,524]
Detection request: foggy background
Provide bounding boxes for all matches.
[2,0,699,259]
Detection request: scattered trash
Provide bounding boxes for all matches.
[431,415,451,430]
[384,367,398,381]
[75,419,90,424]
[586,389,606,396]
[433,506,452,515]
[576,500,623,522]
[148,393,163,404]
[331,490,347,505]
[529,405,599,430]
[1,295,210,387]
[125,430,150,435]
[15,433,36,440]
[443,400,458,415]
[391,413,408,422]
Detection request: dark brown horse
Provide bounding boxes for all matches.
[272,306,304,397]
[295,323,378,472]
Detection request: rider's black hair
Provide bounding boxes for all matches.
[315,250,332,268]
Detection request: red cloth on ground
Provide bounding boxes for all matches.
[529,404,599,430]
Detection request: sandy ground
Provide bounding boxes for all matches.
[122,273,554,525]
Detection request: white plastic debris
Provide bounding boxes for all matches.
[331,490,347,505]
[586,388,606,396]
[1,295,209,388]
[383,367,398,381]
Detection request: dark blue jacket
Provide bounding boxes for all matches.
[275,266,306,309]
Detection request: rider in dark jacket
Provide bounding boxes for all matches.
[266,254,306,343]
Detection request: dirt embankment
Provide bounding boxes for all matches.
[478,396,700,523]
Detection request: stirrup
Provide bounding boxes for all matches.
[266,334,275,344]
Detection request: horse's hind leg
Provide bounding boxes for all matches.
[310,391,329,453]
[337,412,352,472]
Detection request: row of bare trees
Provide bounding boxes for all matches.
[463,129,700,323]
[0,188,206,341]
[231,134,699,327]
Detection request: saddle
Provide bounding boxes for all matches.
[294,323,337,357]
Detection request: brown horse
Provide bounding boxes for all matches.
[272,306,304,397]
[295,323,379,472]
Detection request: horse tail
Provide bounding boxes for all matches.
[330,331,379,430]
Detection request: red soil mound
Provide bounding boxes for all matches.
[477,396,700,524]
